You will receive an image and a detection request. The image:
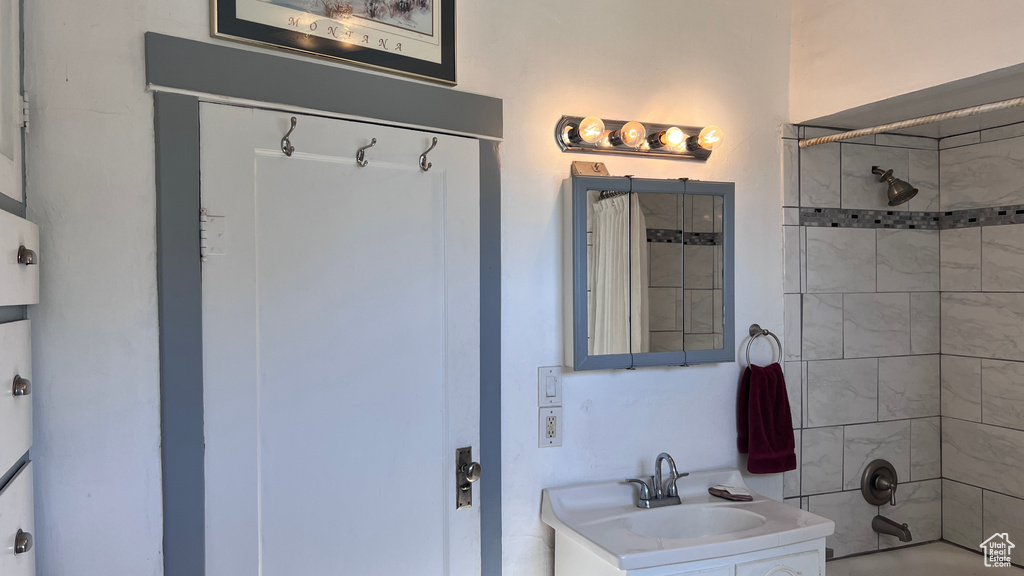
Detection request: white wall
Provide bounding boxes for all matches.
[24,1,791,574]
[790,0,1024,122]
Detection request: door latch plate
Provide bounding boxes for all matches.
[456,446,474,510]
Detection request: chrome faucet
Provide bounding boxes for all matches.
[627,452,690,508]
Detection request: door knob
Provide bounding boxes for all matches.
[15,529,32,554]
[462,461,482,483]
[12,375,30,396]
[17,246,36,265]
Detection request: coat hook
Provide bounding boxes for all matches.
[420,137,438,172]
[281,117,297,157]
[356,138,377,167]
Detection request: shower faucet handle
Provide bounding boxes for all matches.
[875,475,897,505]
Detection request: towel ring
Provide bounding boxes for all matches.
[744,324,782,367]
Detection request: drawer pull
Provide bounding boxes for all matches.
[17,245,36,265]
[12,375,30,396]
[14,529,32,554]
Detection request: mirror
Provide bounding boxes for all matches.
[563,175,734,370]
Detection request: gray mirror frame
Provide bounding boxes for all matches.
[566,175,735,370]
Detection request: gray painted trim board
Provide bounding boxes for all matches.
[149,34,503,576]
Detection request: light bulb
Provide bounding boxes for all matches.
[562,116,606,145]
[647,126,686,149]
[697,125,723,150]
[578,116,605,144]
[609,121,646,148]
[597,130,613,148]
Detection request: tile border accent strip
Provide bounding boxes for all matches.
[800,204,1024,230]
[647,229,723,245]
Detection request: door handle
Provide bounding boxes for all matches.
[462,461,482,483]
[12,375,30,397]
[15,529,32,554]
[17,245,36,265]
[456,447,481,510]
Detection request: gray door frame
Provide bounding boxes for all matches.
[147,32,502,576]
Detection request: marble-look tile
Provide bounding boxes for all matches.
[941,355,982,421]
[783,139,800,207]
[648,287,679,331]
[807,490,879,558]
[638,192,678,229]
[981,122,1024,142]
[783,226,801,294]
[799,227,807,294]
[649,242,682,288]
[982,359,1024,430]
[801,426,843,495]
[844,420,912,491]
[802,294,843,361]
[713,197,723,233]
[878,479,941,549]
[982,223,1024,291]
[983,491,1024,542]
[806,227,875,293]
[784,361,802,429]
[907,149,940,211]
[939,131,980,150]
[942,293,1024,361]
[649,331,682,353]
[807,358,878,427]
[878,355,939,420]
[940,227,982,292]
[943,418,1024,500]
[800,142,841,208]
[942,480,983,549]
[685,334,715,350]
[782,497,801,509]
[782,124,799,139]
[841,144,910,211]
[714,245,723,290]
[681,194,693,233]
[911,417,941,481]
[713,290,723,335]
[940,137,1024,210]
[690,195,714,233]
[783,207,800,226]
[683,245,714,289]
[784,429,801,498]
[689,290,713,333]
[876,229,939,292]
[801,362,809,427]
[784,293,801,362]
[875,133,938,150]
[910,292,940,354]
[681,290,691,333]
[844,293,911,358]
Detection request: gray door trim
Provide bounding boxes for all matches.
[148,34,502,576]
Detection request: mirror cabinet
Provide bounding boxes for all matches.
[562,175,735,370]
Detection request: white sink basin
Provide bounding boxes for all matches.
[624,505,766,540]
[541,468,835,570]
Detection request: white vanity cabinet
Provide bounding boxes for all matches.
[554,533,825,576]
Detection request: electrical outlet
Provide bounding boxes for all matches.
[539,407,562,447]
[538,366,562,407]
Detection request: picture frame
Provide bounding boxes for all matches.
[212,0,456,85]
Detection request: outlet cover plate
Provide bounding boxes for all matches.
[539,407,562,448]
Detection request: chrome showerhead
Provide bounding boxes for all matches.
[871,166,918,206]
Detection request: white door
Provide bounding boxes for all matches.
[200,103,481,576]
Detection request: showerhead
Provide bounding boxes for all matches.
[871,166,918,206]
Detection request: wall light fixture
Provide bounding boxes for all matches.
[555,115,723,161]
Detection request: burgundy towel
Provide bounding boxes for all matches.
[737,363,797,474]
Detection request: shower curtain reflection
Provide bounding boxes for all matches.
[588,193,649,355]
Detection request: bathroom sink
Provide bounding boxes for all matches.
[541,468,834,570]
[624,505,766,540]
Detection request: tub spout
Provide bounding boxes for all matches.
[872,515,912,542]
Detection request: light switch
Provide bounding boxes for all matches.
[538,366,562,407]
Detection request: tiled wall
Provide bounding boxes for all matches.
[781,127,943,558]
[937,123,1024,550]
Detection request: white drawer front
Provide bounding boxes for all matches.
[736,550,820,576]
[0,210,39,306]
[0,462,35,575]
[0,321,31,475]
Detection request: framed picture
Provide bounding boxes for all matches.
[213,0,456,85]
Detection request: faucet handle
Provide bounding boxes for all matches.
[626,478,651,501]
[666,471,689,498]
